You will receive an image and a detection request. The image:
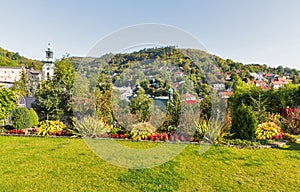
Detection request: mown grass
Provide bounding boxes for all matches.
[0,136,299,192]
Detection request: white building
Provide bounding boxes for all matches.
[42,43,55,80]
[0,43,54,89]
[0,67,23,88]
[213,83,225,90]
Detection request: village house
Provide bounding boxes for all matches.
[218,91,233,99]
[0,66,23,88]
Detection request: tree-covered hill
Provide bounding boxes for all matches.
[1,45,299,82]
[0,47,43,70]
[73,46,300,85]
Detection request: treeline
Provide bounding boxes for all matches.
[230,79,300,115]
[0,47,43,70]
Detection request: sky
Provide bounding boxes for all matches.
[0,0,300,69]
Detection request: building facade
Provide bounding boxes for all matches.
[0,67,23,88]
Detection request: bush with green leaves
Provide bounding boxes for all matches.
[0,87,16,125]
[255,121,282,140]
[130,122,156,140]
[37,120,66,136]
[29,108,39,127]
[231,104,257,140]
[130,88,153,122]
[12,107,31,130]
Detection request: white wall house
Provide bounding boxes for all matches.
[0,67,23,88]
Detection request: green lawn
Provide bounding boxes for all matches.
[0,136,299,192]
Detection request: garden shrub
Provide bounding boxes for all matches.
[193,118,208,142]
[279,107,300,134]
[203,117,232,144]
[38,120,66,136]
[255,121,282,140]
[12,107,31,130]
[231,104,257,140]
[130,122,156,140]
[74,116,112,137]
[130,87,153,122]
[29,108,39,127]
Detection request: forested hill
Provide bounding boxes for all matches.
[1,45,299,82]
[73,47,300,83]
[0,47,43,70]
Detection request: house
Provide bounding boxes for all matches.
[225,74,231,81]
[174,71,183,77]
[182,93,197,104]
[213,83,225,90]
[248,80,267,87]
[0,66,23,88]
[272,81,285,89]
[218,91,233,99]
[271,78,288,89]
[264,73,276,79]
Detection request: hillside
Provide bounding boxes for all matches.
[72,47,300,98]
[73,47,300,81]
[0,47,43,70]
[1,45,299,83]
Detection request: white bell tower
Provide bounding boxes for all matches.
[42,43,55,80]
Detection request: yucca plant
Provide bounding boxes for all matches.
[74,116,112,137]
[203,118,232,144]
[193,118,208,142]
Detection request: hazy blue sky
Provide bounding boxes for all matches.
[0,0,300,68]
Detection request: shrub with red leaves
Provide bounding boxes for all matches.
[273,132,284,140]
[279,107,300,134]
[8,129,25,134]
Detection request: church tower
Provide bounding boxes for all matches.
[42,43,55,80]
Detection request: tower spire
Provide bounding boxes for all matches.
[42,43,55,80]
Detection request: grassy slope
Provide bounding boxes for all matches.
[0,136,299,192]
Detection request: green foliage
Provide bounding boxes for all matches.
[29,108,39,127]
[12,107,31,130]
[130,88,153,122]
[130,122,156,140]
[231,104,257,140]
[255,122,282,140]
[0,47,42,69]
[162,89,181,128]
[230,83,300,115]
[37,120,66,136]
[220,139,261,147]
[32,80,64,120]
[33,59,75,125]
[95,74,114,124]
[11,68,28,96]
[0,87,16,124]
[193,118,208,141]
[204,116,232,143]
[74,116,112,137]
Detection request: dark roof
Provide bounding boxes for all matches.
[25,97,36,109]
